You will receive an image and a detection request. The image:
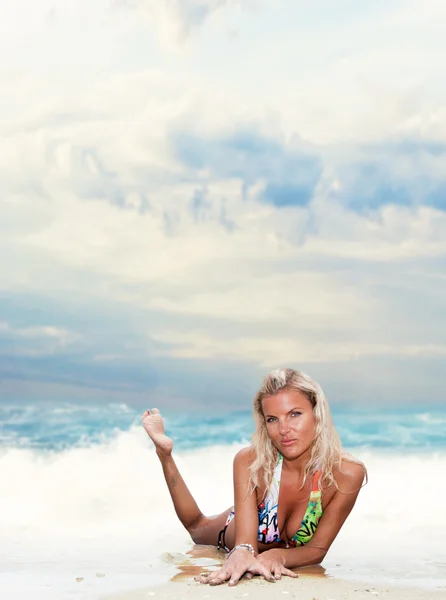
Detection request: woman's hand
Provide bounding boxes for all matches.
[195,548,277,587]
[257,549,299,580]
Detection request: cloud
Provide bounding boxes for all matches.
[425,183,446,212]
[2,86,446,387]
[150,329,446,365]
[112,0,238,48]
[172,129,323,208]
[0,321,81,357]
[1,0,446,405]
[332,138,446,213]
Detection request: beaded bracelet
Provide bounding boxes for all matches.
[226,543,256,559]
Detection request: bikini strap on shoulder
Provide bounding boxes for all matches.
[311,469,322,492]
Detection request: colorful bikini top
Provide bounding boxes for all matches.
[257,454,323,547]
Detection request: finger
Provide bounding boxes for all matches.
[255,564,276,583]
[195,576,214,584]
[195,569,214,579]
[228,570,246,587]
[244,572,254,580]
[195,572,222,585]
[282,567,299,578]
[208,570,231,586]
[209,576,228,586]
[151,408,160,414]
[273,565,282,580]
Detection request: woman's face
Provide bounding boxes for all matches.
[262,388,316,460]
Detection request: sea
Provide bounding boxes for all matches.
[1,402,445,599]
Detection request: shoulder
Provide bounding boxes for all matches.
[333,458,366,494]
[233,445,256,468]
[233,447,256,489]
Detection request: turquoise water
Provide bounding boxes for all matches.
[1,401,445,598]
[1,402,444,451]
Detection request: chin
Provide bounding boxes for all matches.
[283,444,311,459]
[282,444,300,455]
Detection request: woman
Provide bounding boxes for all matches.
[142,368,366,587]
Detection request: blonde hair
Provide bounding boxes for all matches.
[249,368,365,494]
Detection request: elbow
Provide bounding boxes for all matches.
[311,552,327,566]
[308,545,328,565]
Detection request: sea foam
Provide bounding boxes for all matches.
[1,420,445,598]
[1,426,445,573]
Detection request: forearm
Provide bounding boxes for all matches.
[234,512,259,554]
[232,447,260,553]
[263,544,327,568]
[158,454,202,528]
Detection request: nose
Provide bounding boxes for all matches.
[278,419,290,436]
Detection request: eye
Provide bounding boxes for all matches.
[266,417,277,424]
[291,411,302,417]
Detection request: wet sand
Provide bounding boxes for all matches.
[101,546,446,600]
[101,575,446,600]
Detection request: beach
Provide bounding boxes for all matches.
[102,562,446,600]
[103,578,446,600]
[100,545,446,600]
[1,406,446,599]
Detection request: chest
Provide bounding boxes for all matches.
[276,476,314,537]
[257,470,316,539]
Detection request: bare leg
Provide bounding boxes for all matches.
[142,409,235,547]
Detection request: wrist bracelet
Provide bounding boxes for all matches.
[226,543,255,559]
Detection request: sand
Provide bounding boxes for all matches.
[102,574,446,600]
[100,546,446,600]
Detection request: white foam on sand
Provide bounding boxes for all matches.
[1,427,445,598]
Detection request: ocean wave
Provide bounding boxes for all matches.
[1,428,445,594]
[1,403,445,451]
[0,431,444,556]
[416,412,446,425]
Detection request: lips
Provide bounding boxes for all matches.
[281,439,296,446]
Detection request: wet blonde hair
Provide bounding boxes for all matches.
[249,368,365,494]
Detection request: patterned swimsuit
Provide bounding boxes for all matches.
[218,454,323,551]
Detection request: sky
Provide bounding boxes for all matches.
[1,0,446,409]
